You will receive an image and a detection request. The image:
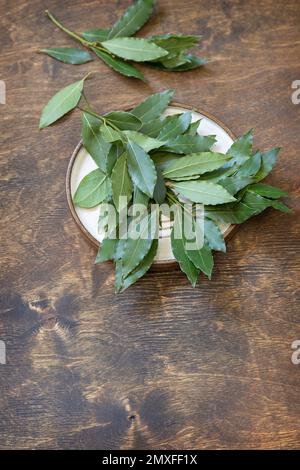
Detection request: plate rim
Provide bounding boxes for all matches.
[66,101,237,269]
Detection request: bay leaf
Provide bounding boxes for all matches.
[256,148,280,181]
[186,243,213,279]
[171,208,199,286]
[185,119,201,136]
[115,259,124,293]
[108,0,155,39]
[104,111,142,130]
[39,77,86,129]
[123,130,164,152]
[73,169,111,208]
[206,190,275,224]
[157,112,191,141]
[173,180,236,205]
[130,89,174,122]
[242,190,277,213]
[204,218,226,252]
[153,168,166,204]
[40,47,92,64]
[95,238,117,263]
[220,175,254,195]
[82,112,111,172]
[111,152,133,211]
[92,48,145,81]
[122,207,159,277]
[126,139,157,197]
[237,151,261,177]
[206,202,254,225]
[158,52,190,69]
[101,37,168,62]
[149,34,200,55]
[139,117,167,137]
[162,152,230,179]
[157,53,207,71]
[81,28,110,42]
[271,200,292,213]
[120,239,158,292]
[133,186,149,207]
[163,134,216,154]
[151,151,182,172]
[100,124,122,143]
[226,130,253,165]
[248,183,288,199]
[106,142,124,175]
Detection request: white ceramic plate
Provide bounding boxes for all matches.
[68,105,235,262]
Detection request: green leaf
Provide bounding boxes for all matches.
[226,130,253,165]
[271,200,292,213]
[73,169,111,208]
[106,142,124,175]
[186,243,213,279]
[158,52,190,69]
[133,186,149,206]
[104,111,142,130]
[120,239,158,292]
[139,117,166,137]
[92,48,145,81]
[220,175,254,195]
[101,37,168,62]
[206,190,275,224]
[248,183,288,199]
[204,218,226,252]
[149,34,200,55]
[40,47,92,64]
[206,201,254,225]
[162,152,230,179]
[185,119,201,136]
[237,151,261,177]
[131,89,174,122]
[151,151,181,171]
[169,174,201,182]
[100,123,122,143]
[157,112,191,141]
[81,28,110,42]
[241,190,275,213]
[98,203,118,235]
[155,54,207,71]
[173,181,236,205]
[123,130,164,152]
[149,34,201,70]
[98,205,109,234]
[163,135,216,154]
[153,168,166,203]
[95,238,117,263]
[126,139,157,197]
[108,0,155,39]
[82,112,111,172]
[256,148,280,181]
[111,152,133,211]
[171,208,199,286]
[39,77,86,129]
[115,259,124,292]
[122,207,159,277]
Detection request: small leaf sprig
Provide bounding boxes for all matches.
[40,0,206,81]
[39,77,291,292]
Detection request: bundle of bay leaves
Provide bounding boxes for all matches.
[39,78,290,292]
[41,0,206,81]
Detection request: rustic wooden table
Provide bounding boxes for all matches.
[0,0,299,450]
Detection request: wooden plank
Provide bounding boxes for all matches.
[0,0,299,450]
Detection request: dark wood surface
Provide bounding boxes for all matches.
[0,0,299,450]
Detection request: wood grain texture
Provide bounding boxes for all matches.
[0,0,299,450]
